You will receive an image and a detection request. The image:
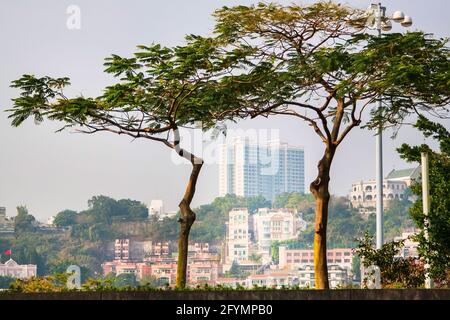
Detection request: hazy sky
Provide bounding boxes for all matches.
[0,1,449,221]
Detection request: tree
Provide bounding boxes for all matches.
[249,253,262,263]
[85,195,148,223]
[14,206,36,234]
[246,195,271,213]
[286,193,315,213]
[383,198,414,241]
[211,194,247,215]
[11,241,46,275]
[351,256,361,282]
[0,276,16,289]
[87,195,118,224]
[7,37,239,288]
[397,116,450,284]
[117,199,148,219]
[273,193,291,209]
[47,259,91,283]
[209,2,449,288]
[54,210,78,227]
[140,274,161,287]
[114,273,139,288]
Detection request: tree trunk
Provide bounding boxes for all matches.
[175,161,203,289]
[310,146,335,289]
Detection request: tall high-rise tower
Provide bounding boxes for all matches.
[219,137,305,201]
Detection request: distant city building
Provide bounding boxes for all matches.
[147,200,177,220]
[149,200,164,217]
[0,259,37,279]
[189,242,210,255]
[103,241,220,285]
[252,208,302,258]
[0,207,7,223]
[219,137,305,201]
[215,266,350,289]
[386,167,421,186]
[111,239,170,261]
[114,239,130,261]
[296,264,350,288]
[349,167,420,214]
[102,260,151,280]
[224,207,306,268]
[225,208,251,265]
[278,247,354,272]
[0,207,14,234]
[152,241,171,257]
[394,230,419,259]
[46,216,55,226]
[245,271,299,288]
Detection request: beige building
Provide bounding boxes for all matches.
[349,167,420,213]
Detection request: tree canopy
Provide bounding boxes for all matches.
[204,1,450,289]
[53,210,78,227]
[14,206,36,234]
[398,116,450,283]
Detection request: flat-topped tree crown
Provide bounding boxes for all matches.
[212,2,449,135]
[9,37,238,134]
[6,36,245,289]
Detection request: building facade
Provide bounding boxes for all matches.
[114,239,130,261]
[0,259,37,279]
[219,137,305,201]
[103,241,220,286]
[278,247,354,272]
[296,264,350,288]
[394,230,419,259]
[349,167,420,212]
[149,200,164,217]
[225,208,251,265]
[252,208,301,257]
[0,207,13,234]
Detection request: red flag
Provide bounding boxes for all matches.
[4,249,11,255]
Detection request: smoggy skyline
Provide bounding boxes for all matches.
[1,0,449,221]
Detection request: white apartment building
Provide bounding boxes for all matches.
[278,246,354,272]
[349,167,420,212]
[219,137,305,201]
[215,266,350,289]
[253,208,301,258]
[245,271,300,288]
[296,264,350,288]
[225,208,251,265]
[149,200,164,217]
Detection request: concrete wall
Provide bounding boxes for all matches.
[0,289,449,300]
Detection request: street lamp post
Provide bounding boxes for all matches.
[366,3,413,250]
